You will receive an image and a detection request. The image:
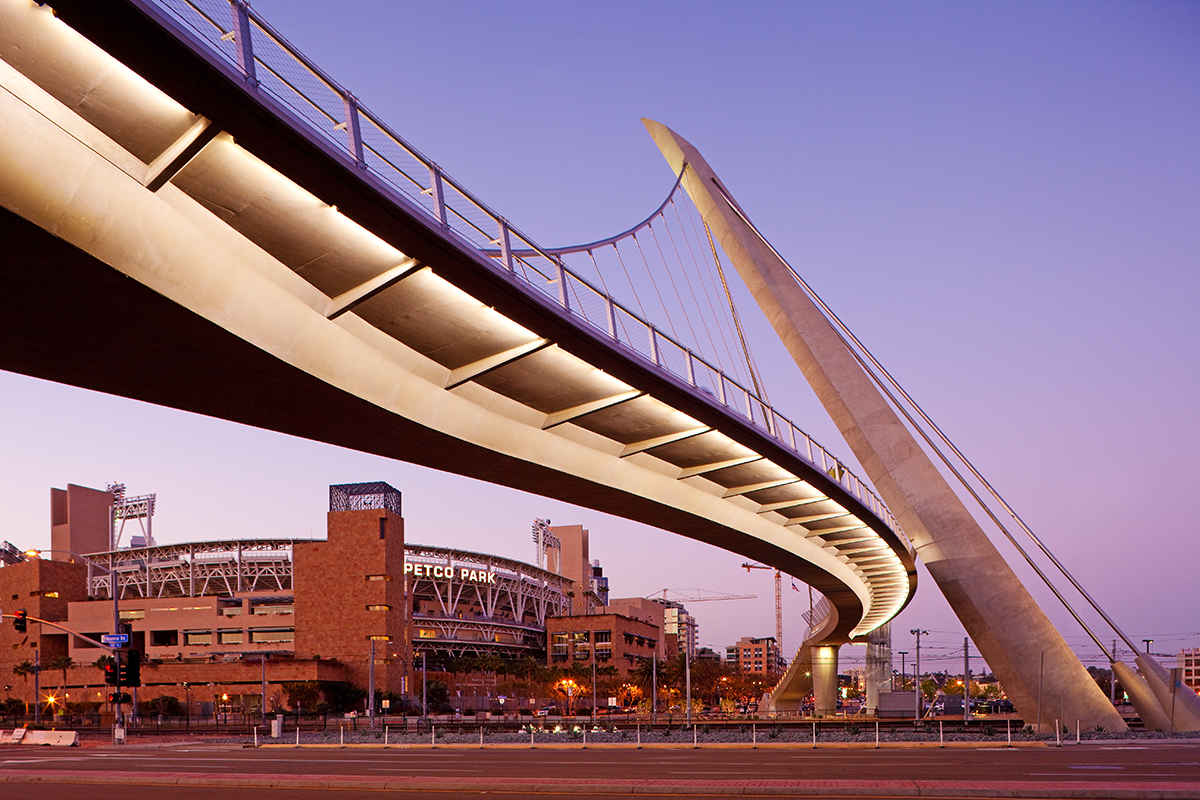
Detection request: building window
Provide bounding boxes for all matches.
[218,629,243,645]
[551,633,568,657]
[253,605,294,616]
[151,629,178,647]
[366,574,392,581]
[119,610,146,620]
[418,629,436,639]
[250,628,294,643]
[366,604,391,612]
[184,630,212,646]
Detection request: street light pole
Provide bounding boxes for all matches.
[368,638,376,728]
[911,629,928,719]
[898,651,908,692]
[652,649,657,724]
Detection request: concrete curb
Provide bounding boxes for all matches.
[257,740,1052,749]
[2,769,1199,798]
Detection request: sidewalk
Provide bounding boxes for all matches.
[2,767,1199,798]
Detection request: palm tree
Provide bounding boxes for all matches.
[47,655,75,691]
[12,660,35,708]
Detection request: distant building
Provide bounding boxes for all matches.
[663,602,697,659]
[728,636,781,674]
[1,481,577,716]
[550,524,608,615]
[604,597,667,658]
[545,612,659,677]
[1180,648,1200,693]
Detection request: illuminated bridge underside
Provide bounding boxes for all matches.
[0,0,914,641]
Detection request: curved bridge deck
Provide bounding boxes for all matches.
[0,0,915,640]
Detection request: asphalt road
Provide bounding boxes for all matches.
[3,741,1200,798]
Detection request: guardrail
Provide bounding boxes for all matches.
[145,0,908,551]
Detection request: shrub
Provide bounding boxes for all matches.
[981,724,996,737]
[844,723,860,736]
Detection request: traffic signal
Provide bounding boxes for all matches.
[107,692,131,704]
[104,659,119,686]
[124,650,141,687]
[13,609,27,633]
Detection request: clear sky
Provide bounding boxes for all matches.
[2,0,1197,677]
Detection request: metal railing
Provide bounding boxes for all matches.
[144,0,908,552]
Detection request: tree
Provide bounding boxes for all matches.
[281,681,320,713]
[631,656,666,696]
[12,660,35,704]
[425,679,450,713]
[47,655,75,691]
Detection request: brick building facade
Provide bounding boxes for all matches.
[545,612,660,677]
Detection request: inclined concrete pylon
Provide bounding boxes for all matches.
[645,118,1127,734]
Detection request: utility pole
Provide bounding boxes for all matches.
[1110,639,1118,705]
[683,615,696,727]
[963,637,970,724]
[898,651,908,691]
[33,650,40,726]
[368,638,376,727]
[911,629,928,719]
[652,648,657,724]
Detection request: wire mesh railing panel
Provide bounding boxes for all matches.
[772,411,793,448]
[749,397,772,433]
[655,333,691,384]
[358,115,440,216]
[614,306,653,363]
[155,0,240,65]
[249,21,347,154]
[721,375,751,421]
[691,358,724,405]
[440,183,504,251]
[564,273,611,335]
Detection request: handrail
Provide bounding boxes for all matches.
[139,0,908,552]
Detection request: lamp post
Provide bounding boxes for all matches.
[911,629,928,720]
[1143,639,1153,656]
[898,651,908,692]
[182,682,190,731]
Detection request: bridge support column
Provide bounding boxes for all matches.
[646,118,1127,735]
[811,645,839,716]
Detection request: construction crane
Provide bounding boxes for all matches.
[650,588,757,603]
[742,562,783,663]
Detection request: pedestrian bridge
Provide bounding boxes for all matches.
[0,0,915,644]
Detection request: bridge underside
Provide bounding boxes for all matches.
[0,0,915,642]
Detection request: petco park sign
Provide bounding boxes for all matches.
[404,561,497,584]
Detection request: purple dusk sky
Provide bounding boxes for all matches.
[1,0,1197,675]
